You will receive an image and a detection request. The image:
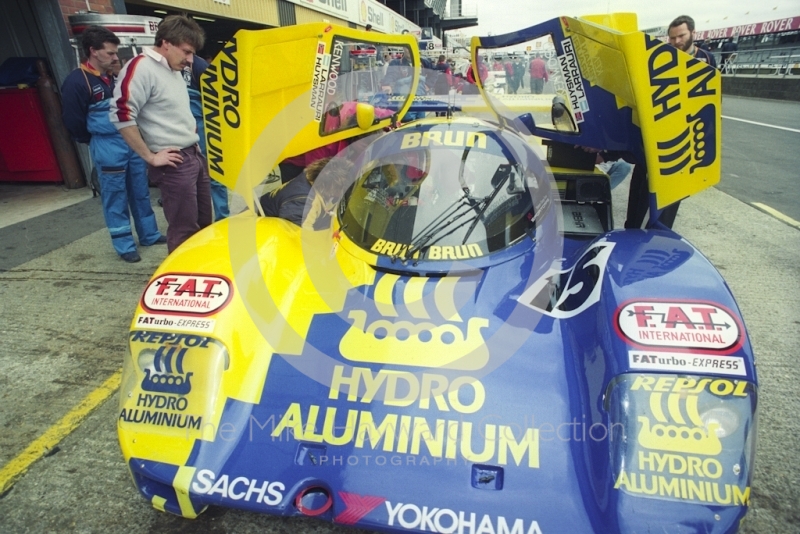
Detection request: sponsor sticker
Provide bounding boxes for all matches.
[336,492,386,525]
[141,273,233,316]
[310,41,331,121]
[385,500,544,534]
[616,300,742,353]
[518,242,615,319]
[628,350,746,377]
[558,37,589,123]
[615,374,753,506]
[135,313,216,333]
[270,365,540,468]
[120,330,228,434]
[191,469,284,505]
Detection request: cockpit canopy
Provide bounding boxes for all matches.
[338,122,551,262]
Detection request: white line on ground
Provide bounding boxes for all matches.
[751,202,800,230]
[722,115,800,133]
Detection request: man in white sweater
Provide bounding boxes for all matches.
[110,15,212,252]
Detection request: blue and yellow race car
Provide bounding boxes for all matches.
[119,13,756,533]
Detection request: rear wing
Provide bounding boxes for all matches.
[471,13,721,209]
[200,24,419,209]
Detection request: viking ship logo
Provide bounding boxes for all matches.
[339,275,489,370]
[141,345,193,395]
[637,392,721,455]
[657,103,716,175]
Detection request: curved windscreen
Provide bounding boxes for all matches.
[320,37,415,136]
[339,125,550,262]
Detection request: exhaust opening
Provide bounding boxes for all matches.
[295,486,332,516]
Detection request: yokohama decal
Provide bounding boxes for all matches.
[615,300,743,353]
[335,492,386,525]
[141,273,233,316]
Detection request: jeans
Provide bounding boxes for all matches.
[89,135,161,255]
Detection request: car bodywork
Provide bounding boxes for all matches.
[119,14,756,534]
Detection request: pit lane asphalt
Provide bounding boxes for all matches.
[720,95,800,223]
[1,101,799,534]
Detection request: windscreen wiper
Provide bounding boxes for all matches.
[400,193,478,264]
[461,164,512,245]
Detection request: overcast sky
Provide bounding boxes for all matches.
[456,1,798,36]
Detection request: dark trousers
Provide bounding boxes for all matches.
[625,160,680,229]
[279,162,304,184]
[148,145,212,252]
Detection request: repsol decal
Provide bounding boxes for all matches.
[646,34,681,122]
[129,330,215,347]
[616,374,752,506]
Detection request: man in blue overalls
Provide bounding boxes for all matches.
[183,56,229,221]
[62,25,164,262]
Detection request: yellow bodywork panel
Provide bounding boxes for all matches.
[200,24,419,211]
[119,216,376,469]
[470,13,721,210]
[559,15,721,208]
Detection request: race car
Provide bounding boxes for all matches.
[119,13,757,534]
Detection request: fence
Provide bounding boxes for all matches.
[715,46,800,77]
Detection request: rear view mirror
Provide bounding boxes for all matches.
[356,103,375,130]
[551,96,578,133]
[513,113,536,134]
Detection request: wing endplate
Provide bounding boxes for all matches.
[470,14,721,209]
[200,24,419,209]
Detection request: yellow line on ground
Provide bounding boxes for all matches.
[751,202,800,230]
[0,369,122,495]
